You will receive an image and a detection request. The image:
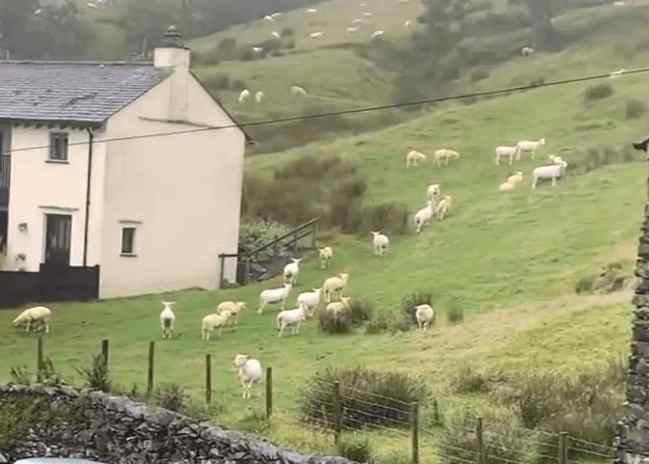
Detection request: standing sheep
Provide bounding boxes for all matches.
[507,172,524,185]
[371,231,390,256]
[406,149,427,167]
[201,311,232,340]
[414,201,435,233]
[516,139,546,160]
[258,283,293,314]
[326,297,352,316]
[415,304,435,331]
[319,246,333,269]
[323,273,350,303]
[291,85,308,97]
[233,354,263,400]
[160,301,176,339]
[426,184,441,202]
[436,196,453,220]
[283,258,302,285]
[12,306,52,333]
[216,301,247,325]
[238,89,251,104]
[276,305,308,337]
[495,146,518,166]
[521,47,535,57]
[434,149,461,167]
[297,288,322,317]
[255,91,265,103]
[532,160,568,189]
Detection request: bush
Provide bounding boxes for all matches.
[76,353,110,392]
[9,365,31,386]
[401,292,433,324]
[447,302,465,324]
[470,68,490,83]
[300,367,428,430]
[238,220,292,261]
[349,298,374,324]
[231,79,248,91]
[575,275,595,294]
[216,38,238,60]
[338,433,374,463]
[39,357,65,387]
[204,73,231,91]
[319,308,353,334]
[360,202,411,236]
[626,98,647,120]
[156,384,188,412]
[281,27,295,37]
[449,365,491,394]
[584,83,614,102]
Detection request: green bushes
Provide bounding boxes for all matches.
[446,301,465,324]
[156,383,188,412]
[626,98,647,120]
[470,68,490,82]
[448,365,491,394]
[76,353,111,392]
[338,433,374,463]
[238,220,292,260]
[584,83,614,102]
[319,298,373,334]
[9,365,32,386]
[574,262,631,295]
[401,292,433,324]
[569,145,641,175]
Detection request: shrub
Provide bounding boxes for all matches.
[300,367,428,430]
[449,365,491,394]
[9,365,31,386]
[205,73,231,91]
[366,314,390,335]
[76,353,110,392]
[584,83,614,102]
[319,308,353,334]
[401,292,433,324]
[231,79,248,91]
[360,202,411,236]
[498,371,564,428]
[156,383,188,412]
[281,27,295,37]
[238,220,292,261]
[470,68,490,83]
[575,275,595,294]
[39,357,65,387]
[216,38,238,60]
[626,98,647,119]
[447,301,465,324]
[338,433,374,463]
[349,298,374,324]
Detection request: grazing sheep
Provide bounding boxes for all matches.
[548,155,564,165]
[306,8,318,13]
[264,15,275,22]
[291,85,308,96]
[427,184,441,202]
[233,354,263,400]
[507,172,524,185]
[436,195,453,220]
[532,160,568,189]
[217,301,247,325]
[326,297,352,316]
[347,26,360,33]
[404,20,412,27]
[415,304,435,331]
[319,246,334,269]
[521,46,535,57]
[371,30,385,39]
[160,301,176,339]
[272,31,281,39]
[516,139,546,160]
[252,46,264,53]
[297,288,322,317]
[12,306,52,333]
[201,311,232,340]
[323,273,350,303]
[309,31,324,39]
[499,181,516,192]
[238,89,251,103]
[363,11,373,16]
[434,149,460,167]
[255,91,265,103]
[258,283,293,314]
[495,146,518,165]
[371,231,390,256]
[414,201,435,233]
[276,305,308,337]
[283,258,302,285]
[352,18,364,24]
[406,149,427,167]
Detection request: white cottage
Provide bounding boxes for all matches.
[0,27,249,299]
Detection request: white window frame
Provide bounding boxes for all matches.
[49,132,69,162]
[119,221,141,257]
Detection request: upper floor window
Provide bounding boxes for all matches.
[121,227,137,256]
[49,133,69,161]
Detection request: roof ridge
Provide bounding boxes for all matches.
[0,60,153,66]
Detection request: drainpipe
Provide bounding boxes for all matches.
[83,127,94,267]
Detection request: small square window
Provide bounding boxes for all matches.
[121,227,136,255]
[49,133,69,161]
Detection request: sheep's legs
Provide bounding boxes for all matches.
[258,302,266,314]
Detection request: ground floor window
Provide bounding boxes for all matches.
[121,227,137,256]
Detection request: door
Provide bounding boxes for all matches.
[45,214,72,267]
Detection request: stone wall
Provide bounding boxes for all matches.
[0,385,354,464]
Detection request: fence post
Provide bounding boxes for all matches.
[559,432,568,464]
[411,402,420,464]
[36,336,44,383]
[432,399,441,426]
[147,341,155,396]
[219,256,226,288]
[334,381,342,445]
[476,417,486,464]
[266,367,273,419]
[243,259,250,286]
[311,221,318,249]
[293,232,298,252]
[205,354,212,405]
[101,338,110,367]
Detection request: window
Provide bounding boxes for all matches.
[121,227,137,256]
[49,133,69,161]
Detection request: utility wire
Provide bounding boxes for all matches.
[2,66,648,156]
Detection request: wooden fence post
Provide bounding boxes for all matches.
[476,417,486,464]
[559,432,568,464]
[432,399,441,426]
[266,367,273,419]
[101,339,110,367]
[205,354,212,404]
[147,341,155,396]
[242,259,250,286]
[334,381,342,445]
[411,402,420,464]
[36,336,44,383]
[311,221,318,249]
[219,256,226,288]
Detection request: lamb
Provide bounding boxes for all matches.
[516,139,546,160]
[346,27,360,33]
[270,12,283,18]
[12,306,52,333]
[297,288,322,317]
[233,354,263,400]
[291,85,307,96]
[434,149,460,167]
[326,297,351,316]
[272,31,281,39]
[216,301,247,325]
[363,11,373,17]
[323,273,350,303]
[495,146,518,165]
[276,306,308,337]
[499,181,515,192]
[415,304,435,331]
[521,46,535,57]
[309,32,324,39]
[406,149,427,167]
[306,8,318,13]
[264,15,275,22]
[427,184,441,202]
[252,46,264,53]
[258,283,292,314]
[436,195,453,220]
[548,155,564,165]
[352,18,364,24]
[532,160,568,189]
[507,172,524,185]
[404,20,412,27]
[283,258,302,285]
[319,246,333,269]
[371,231,390,256]
[201,311,232,341]
[255,91,265,103]
[371,30,385,39]
[160,301,176,339]
[414,201,435,233]
[238,89,251,103]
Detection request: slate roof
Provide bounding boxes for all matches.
[0,61,171,125]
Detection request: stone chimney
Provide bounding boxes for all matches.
[154,25,190,121]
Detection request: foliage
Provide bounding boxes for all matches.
[320,298,373,334]
[446,301,465,324]
[156,383,188,412]
[575,262,631,294]
[584,83,614,102]
[401,292,433,324]
[449,365,492,394]
[338,433,374,463]
[9,365,32,386]
[0,396,58,449]
[359,202,411,236]
[39,357,66,387]
[470,69,491,83]
[625,98,647,120]
[76,353,111,393]
[238,220,293,260]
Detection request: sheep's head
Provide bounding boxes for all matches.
[233,354,249,368]
[162,301,176,309]
[292,258,302,264]
[370,231,379,237]
[339,273,349,283]
[341,297,352,308]
[540,138,546,145]
[284,283,293,290]
[237,302,248,311]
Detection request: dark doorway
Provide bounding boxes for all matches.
[45,214,72,267]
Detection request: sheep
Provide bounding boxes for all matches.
[238,89,251,103]
[406,149,427,167]
[160,301,176,339]
[319,246,333,269]
[532,160,568,189]
[499,181,516,192]
[272,31,281,39]
[436,195,453,220]
[309,32,324,39]
[258,283,293,314]
[507,171,524,185]
[548,155,564,165]
[283,258,302,285]
[323,273,350,303]
[371,30,385,39]
[297,288,322,317]
[252,46,264,54]
[255,91,265,104]
[264,15,275,22]
[495,146,518,165]
[610,68,626,79]
[271,12,283,18]
[363,11,373,17]
[352,18,364,24]
[12,306,52,333]
[516,139,546,160]
[326,297,352,316]
[371,231,390,256]
[306,8,318,13]
[346,26,360,33]
[291,85,308,96]
[427,184,441,202]
[360,2,367,6]
[276,305,308,337]
[521,46,535,57]
[434,149,460,167]
[216,301,247,325]
[233,354,263,400]
[404,20,412,27]
[415,304,435,331]
[414,201,435,233]
[201,311,232,341]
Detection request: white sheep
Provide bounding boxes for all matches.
[427,184,441,202]
[264,15,275,22]
[238,89,251,103]
[255,90,265,103]
[160,301,176,339]
[326,297,351,316]
[12,306,52,333]
[297,288,322,317]
[436,195,453,220]
[499,181,516,192]
[516,138,546,160]
[270,12,283,18]
[371,231,390,256]
[252,46,264,54]
[371,30,385,39]
[406,149,427,167]
[363,11,373,17]
[306,8,318,13]
[414,201,435,233]
[548,155,564,165]
[272,31,281,39]
[610,68,626,79]
[434,149,460,167]
[309,31,324,39]
[283,258,302,285]
[495,146,518,165]
[415,304,435,331]
[258,283,293,314]
[532,160,568,189]
[216,301,247,325]
[507,172,524,185]
[201,311,232,341]
[323,273,350,303]
[347,26,360,33]
[404,20,412,27]
[319,246,333,269]
[291,85,308,96]
[276,305,308,337]
[521,47,535,57]
[352,18,364,24]
[233,354,263,400]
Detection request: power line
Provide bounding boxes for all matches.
[2,65,648,156]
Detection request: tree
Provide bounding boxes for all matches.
[0,0,40,57]
[525,0,559,49]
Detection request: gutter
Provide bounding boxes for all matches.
[83,128,94,267]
